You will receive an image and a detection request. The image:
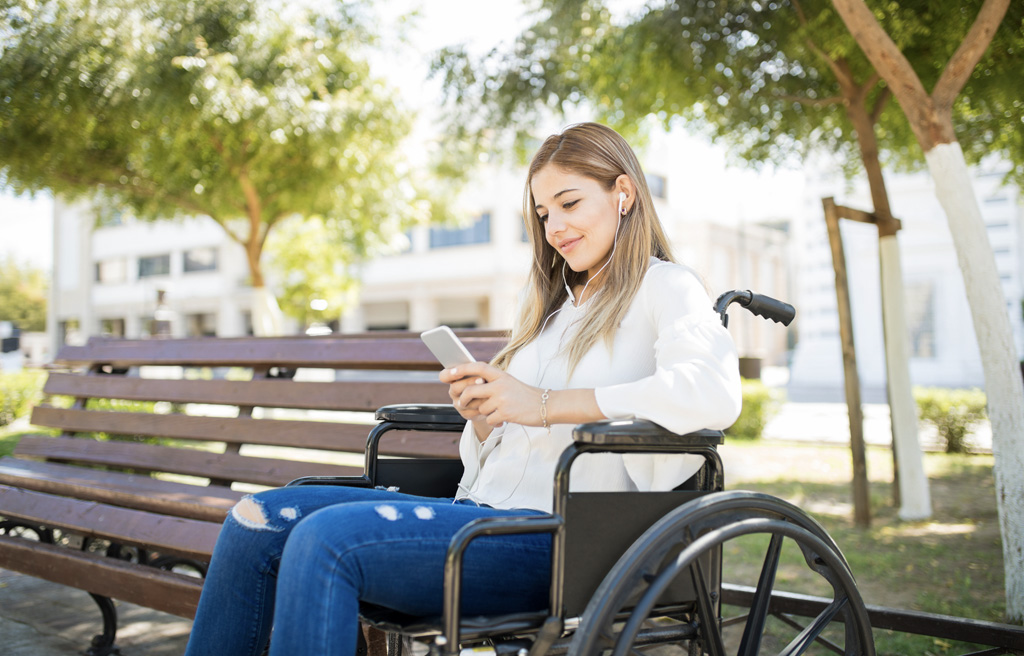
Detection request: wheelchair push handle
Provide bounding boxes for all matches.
[714,289,796,327]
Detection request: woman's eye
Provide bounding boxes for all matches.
[562,200,579,210]
[538,214,548,223]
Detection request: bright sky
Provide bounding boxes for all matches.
[0,0,803,272]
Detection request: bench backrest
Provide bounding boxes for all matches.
[24,331,505,494]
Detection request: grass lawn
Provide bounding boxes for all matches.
[719,440,1005,655]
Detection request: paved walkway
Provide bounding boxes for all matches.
[763,401,992,452]
[0,567,192,655]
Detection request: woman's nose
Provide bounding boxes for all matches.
[546,212,566,233]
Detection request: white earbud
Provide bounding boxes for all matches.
[618,191,627,215]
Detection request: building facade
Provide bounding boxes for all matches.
[787,163,1023,400]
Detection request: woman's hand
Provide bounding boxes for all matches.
[439,362,543,429]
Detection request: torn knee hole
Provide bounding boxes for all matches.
[229,493,290,528]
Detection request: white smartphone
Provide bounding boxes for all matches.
[420,325,475,368]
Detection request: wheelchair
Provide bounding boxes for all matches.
[290,291,874,656]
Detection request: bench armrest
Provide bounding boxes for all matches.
[375,403,465,427]
[573,419,723,448]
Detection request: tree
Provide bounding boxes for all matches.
[0,0,429,334]
[832,0,1024,624]
[0,256,48,332]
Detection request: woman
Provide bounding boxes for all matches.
[184,122,741,656]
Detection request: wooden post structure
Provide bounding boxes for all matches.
[823,198,871,528]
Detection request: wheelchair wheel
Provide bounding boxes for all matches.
[568,490,874,656]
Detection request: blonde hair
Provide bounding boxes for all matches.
[492,122,675,374]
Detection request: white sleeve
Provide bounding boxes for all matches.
[593,264,742,490]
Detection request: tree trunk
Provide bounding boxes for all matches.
[926,142,1024,621]
[847,99,932,519]
[877,235,931,519]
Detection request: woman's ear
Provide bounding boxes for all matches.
[614,174,637,212]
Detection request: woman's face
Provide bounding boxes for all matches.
[531,165,623,281]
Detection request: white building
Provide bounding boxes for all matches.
[50,201,271,353]
[787,163,1023,400]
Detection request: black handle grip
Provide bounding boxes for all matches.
[742,292,796,326]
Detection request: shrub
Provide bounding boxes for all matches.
[726,379,782,441]
[913,387,987,453]
[0,369,46,428]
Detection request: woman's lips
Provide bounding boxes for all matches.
[559,237,581,253]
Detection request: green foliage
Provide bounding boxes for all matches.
[0,369,45,427]
[726,379,781,441]
[0,257,48,332]
[914,387,988,454]
[0,0,435,294]
[265,215,362,325]
[432,0,1021,179]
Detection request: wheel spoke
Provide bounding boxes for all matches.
[779,596,849,656]
[737,533,783,656]
[689,559,726,656]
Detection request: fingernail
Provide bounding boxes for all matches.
[449,368,458,375]
[475,378,484,384]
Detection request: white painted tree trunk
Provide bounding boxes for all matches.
[926,142,1024,622]
[879,236,932,520]
[251,286,285,337]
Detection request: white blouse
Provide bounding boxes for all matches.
[455,258,742,513]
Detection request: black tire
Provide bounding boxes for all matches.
[568,490,874,656]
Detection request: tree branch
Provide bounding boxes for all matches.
[870,84,892,124]
[932,0,1011,111]
[830,0,955,147]
[791,0,851,87]
[831,0,932,109]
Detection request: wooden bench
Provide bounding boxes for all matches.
[0,331,505,655]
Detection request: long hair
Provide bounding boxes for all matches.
[492,122,675,375]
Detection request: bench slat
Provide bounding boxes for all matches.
[0,457,240,522]
[54,336,503,369]
[43,373,451,411]
[0,535,202,618]
[0,485,221,561]
[30,406,462,457]
[14,436,361,487]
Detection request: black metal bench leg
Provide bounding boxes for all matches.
[85,592,121,656]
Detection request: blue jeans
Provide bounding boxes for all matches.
[184,485,552,656]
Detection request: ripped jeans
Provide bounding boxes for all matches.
[183,485,552,656]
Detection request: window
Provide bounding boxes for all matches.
[184,247,218,273]
[100,318,125,337]
[186,312,217,337]
[138,254,171,278]
[521,212,532,243]
[430,213,491,248]
[95,259,127,284]
[646,173,667,199]
[905,282,936,359]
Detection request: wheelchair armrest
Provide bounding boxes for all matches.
[573,418,723,448]
[375,403,466,427]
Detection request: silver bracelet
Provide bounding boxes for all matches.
[540,388,551,433]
